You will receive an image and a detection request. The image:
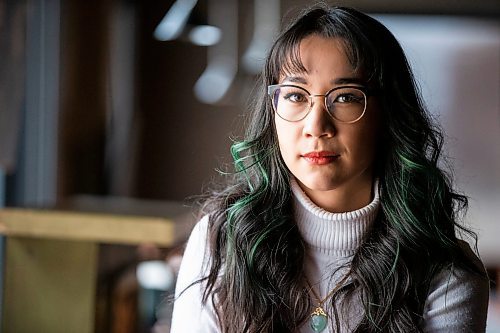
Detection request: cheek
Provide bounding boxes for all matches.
[351,114,380,162]
[274,121,297,162]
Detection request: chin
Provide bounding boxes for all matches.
[296,176,341,192]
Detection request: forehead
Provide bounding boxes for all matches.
[279,35,359,81]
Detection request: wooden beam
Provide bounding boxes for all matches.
[0,208,181,246]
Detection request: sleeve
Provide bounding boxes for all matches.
[170,215,221,333]
[422,241,490,332]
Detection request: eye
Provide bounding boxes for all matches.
[328,87,366,106]
[336,93,361,103]
[283,91,308,103]
[279,86,309,104]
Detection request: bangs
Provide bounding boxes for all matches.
[269,33,368,83]
[280,45,306,78]
[268,32,307,83]
[265,6,381,87]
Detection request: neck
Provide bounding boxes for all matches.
[297,173,374,213]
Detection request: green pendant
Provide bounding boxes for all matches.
[310,307,328,332]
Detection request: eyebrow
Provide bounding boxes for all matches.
[282,75,307,84]
[282,75,366,86]
[333,77,366,86]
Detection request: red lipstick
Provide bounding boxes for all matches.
[302,151,339,165]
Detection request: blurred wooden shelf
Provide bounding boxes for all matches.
[0,208,178,246]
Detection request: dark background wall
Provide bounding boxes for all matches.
[56,0,249,202]
[54,0,500,203]
[133,1,243,200]
[3,0,499,205]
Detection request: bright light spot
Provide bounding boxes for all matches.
[136,260,175,290]
[154,0,198,41]
[189,25,222,46]
[242,39,269,74]
[194,58,236,104]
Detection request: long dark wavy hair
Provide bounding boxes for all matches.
[194,5,487,333]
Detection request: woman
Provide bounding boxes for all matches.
[170,5,489,333]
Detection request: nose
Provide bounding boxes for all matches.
[302,96,336,138]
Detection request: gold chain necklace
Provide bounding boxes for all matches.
[306,271,350,333]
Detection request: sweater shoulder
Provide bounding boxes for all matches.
[422,240,489,332]
[170,215,220,332]
[174,215,211,296]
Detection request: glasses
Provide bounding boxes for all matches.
[267,84,368,123]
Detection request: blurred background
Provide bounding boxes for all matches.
[0,0,499,332]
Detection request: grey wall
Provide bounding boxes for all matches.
[376,15,500,264]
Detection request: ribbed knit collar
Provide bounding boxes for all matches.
[291,177,381,255]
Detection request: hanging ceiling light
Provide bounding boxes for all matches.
[153,0,198,41]
[188,25,222,46]
[193,0,238,104]
[242,0,280,74]
[153,0,221,47]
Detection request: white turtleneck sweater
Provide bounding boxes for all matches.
[171,179,489,332]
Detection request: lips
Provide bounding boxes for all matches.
[301,151,340,165]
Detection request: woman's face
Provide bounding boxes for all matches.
[274,35,380,212]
